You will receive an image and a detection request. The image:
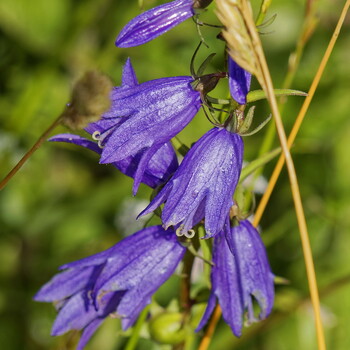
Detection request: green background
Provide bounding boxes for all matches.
[0,0,349,349]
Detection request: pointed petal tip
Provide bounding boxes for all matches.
[132,180,140,196]
[200,230,216,239]
[33,290,46,302]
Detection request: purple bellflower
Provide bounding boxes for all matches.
[139,127,243,238]
[116,0,213,48]
[49,134,178,195]
[228,57,252,105]
[197,220,274,336]
[90,59,224,178]
[34,226,186,350]
[49,58,179,194]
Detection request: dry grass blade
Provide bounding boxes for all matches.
[216,0,261,79]
[197,1,337,350]
[254,0,350,227]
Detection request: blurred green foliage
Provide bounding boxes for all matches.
[0,0,350,349]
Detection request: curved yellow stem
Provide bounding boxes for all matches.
[253,0,350,227]
[241,1,326,348]
[198,305,222,350]
[197,2,349,350]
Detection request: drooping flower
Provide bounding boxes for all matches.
[34,226,186,350]
[116,0,213,48]
[91,58,225,175]
[97,73,202,166]
[197,220,274,336]
[49,134,178,195]
[225,220,275,323]
[139,127,244,238]
[49,58,179,194]
[228,56,252,105]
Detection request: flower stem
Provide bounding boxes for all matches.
[180,250,195,314]
[175,249,195,350]
[125,305,151,350]
[0,115,63,190]
[255,0,273,26]
[240,1,326,349]
[198,304,222,350]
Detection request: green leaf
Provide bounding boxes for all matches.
[239,147,281,183]
[247,89,307,103]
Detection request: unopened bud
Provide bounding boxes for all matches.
[149,312,186,345]
[61,71,113,130]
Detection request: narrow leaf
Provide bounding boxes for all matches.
[239,147,281,183]
[247,89,307,103]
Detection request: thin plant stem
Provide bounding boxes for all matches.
[180,250,195,314]
[125,305,151,350]
[0,114,63,190]
[255,0,273,26]
[176,249,196,350]
[282,0,320,91]
[240,1,326,349]
[249,0,319,193]
[198,304,222,350]
[253,0,350,226]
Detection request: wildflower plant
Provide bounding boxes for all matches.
[2,0,348,350]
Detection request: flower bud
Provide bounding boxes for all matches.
[61,71,113,130]
[149,312,186,345]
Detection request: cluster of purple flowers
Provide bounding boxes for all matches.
[36,1,274,348]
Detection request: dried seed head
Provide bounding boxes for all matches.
[61,71,113,130]
[216,0,261,80]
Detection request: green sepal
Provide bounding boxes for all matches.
[274,275,290,285]
[238,105,255,134]
[247,89,307,103]
[197,53,216,77]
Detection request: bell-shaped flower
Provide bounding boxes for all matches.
[139,127,243,238]
[228,57,252,105]
[49,58,179,194]
[49,134,178,195]
[94,62,213,170]
[197,220,274,336]
[225,220,275,324]
[34,226,186,350]
[116,0,213,48]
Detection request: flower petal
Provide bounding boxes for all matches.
[34,266,98,302]
[122,58,138,87]
[225,220,274,321]
[99,77,200,163]
[140,128,243,237]
[116,0,193,48]
[94,226,185,293]
[228,57,252,105]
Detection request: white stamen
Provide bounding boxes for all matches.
[184,229,195,238]
[97,139,105,149]
[176,226,185,237]
[92,131,101,140]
